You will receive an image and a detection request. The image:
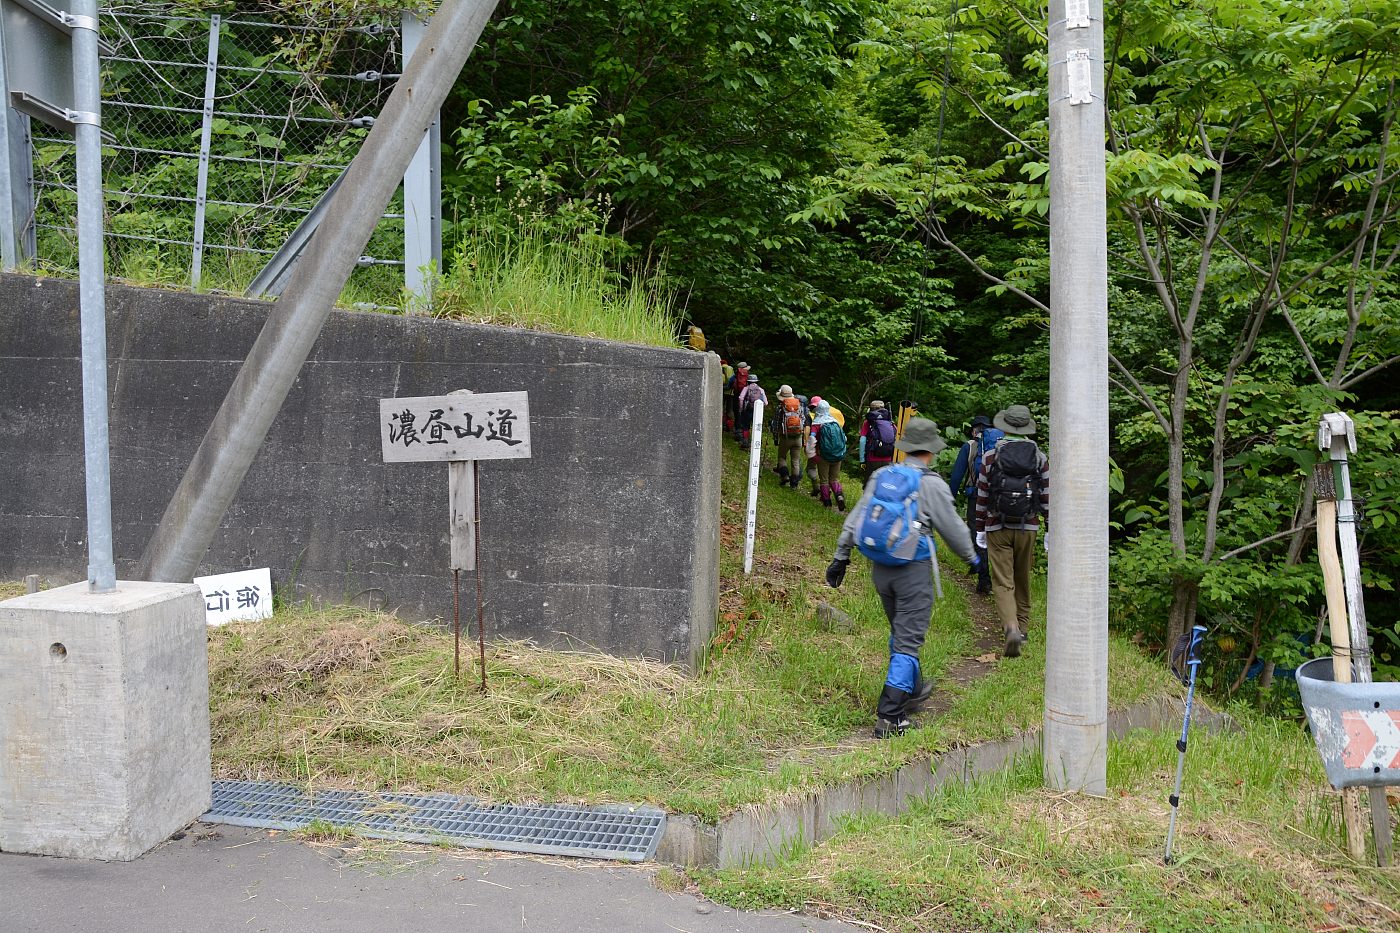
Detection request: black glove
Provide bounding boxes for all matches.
[825,558,849,589]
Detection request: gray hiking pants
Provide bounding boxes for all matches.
[870,559,935,658]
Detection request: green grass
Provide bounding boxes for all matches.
[698,715,1400,931]
[206,441,1177,820]
[432,220,680,347]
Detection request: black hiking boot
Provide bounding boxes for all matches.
[776,465,791,482]
[835,491,847,512]
[790,475,802,490]
[906,679,935,713]
[1003,630,1025,658]
[874,716,912,739]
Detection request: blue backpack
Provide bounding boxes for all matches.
[855,465,933,566]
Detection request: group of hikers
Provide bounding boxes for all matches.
[721,358,1050,741]
[722,360,898,512]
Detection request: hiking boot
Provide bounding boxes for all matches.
[874,716,912,739]
[835,491,847,512]
[906,679,935,713]
[975,581,991,596]
[1003,631,1025,658]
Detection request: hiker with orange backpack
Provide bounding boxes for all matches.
[770,385,808,489]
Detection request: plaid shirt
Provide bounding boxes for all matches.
[975,440,1050,533]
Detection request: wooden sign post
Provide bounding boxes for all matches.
[379,389,532,688]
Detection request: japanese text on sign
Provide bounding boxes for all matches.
[193,568,274,627]
[379,392,532,463]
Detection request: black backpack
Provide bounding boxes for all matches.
[987,440,1042,521]
[865,409,896,458]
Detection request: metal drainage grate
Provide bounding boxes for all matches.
[204,780,667,862]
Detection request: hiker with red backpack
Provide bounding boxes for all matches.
[974,405,1050,658]
[809,399,849,511]
[825,418,981,738]
[729,362,751,444]
[949,415,1004,595]
[770,385,807,489]
[858,400,897,481]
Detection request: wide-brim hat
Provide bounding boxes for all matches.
[894,417,947,455]
[778,385,794,398]
[993,405,1036,436]
[870,400,886,410]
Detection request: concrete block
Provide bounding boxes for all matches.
[0,581,210,861]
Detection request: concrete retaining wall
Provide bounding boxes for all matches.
[0,274,721,667]
[655,696,1235,868]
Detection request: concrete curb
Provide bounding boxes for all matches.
[656,695,1234,868]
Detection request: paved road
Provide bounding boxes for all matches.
[1,825,855,933]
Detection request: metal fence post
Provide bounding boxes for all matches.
[70,0,116,592]
[190,13,221,289]
[0,10,33,271]
[401,10,442,309]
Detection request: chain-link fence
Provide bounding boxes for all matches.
[29,4,407,302]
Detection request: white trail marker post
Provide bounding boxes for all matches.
[380,389,531,688]
[744,400,765,575]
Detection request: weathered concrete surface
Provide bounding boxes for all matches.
[655,696,1235,868]
[0,825,857,933]
[0,274,721,667]
[0,581,209,861]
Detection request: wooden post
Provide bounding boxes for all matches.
[1321,413,1394,867]
[1315,464,1368,860]
[378,389,531,689]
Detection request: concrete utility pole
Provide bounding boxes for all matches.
[1043,0,1109,794]
[140,0,501,583]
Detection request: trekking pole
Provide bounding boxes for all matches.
[1164,623,1207,864]
[930,543,943,599]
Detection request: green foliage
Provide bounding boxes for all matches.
[434,211,681,347]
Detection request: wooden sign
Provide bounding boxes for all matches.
[379,391,531,463]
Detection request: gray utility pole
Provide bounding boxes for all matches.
[139,0,502,583]
[1043,0,1108,794]
[72,0,115,592]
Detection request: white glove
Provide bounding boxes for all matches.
[975,531,987,550]
[1043,533,1050,553]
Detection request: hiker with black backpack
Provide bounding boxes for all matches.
[809,399,849,511]
[736,373,767,451]
[770,385,808,489]
[949,415,1004,595]
[858,400,897,482]
[825,418,982,738]
[974,405,1050,658]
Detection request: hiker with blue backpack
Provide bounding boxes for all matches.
[824,418,982,738]
[810,399,849,511]
[974,405,1050,658]
[858,400,897,481]
[949,415,1004,595]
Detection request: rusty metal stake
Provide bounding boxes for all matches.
[452,568,461,677]
[475,463,486,692]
